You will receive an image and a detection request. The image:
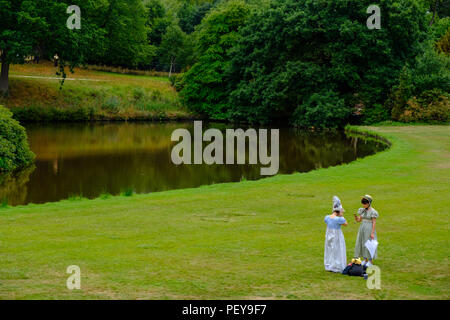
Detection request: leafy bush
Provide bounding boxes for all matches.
[0,105,35,172]
[409,42,450,93]
[397,89,449,123]
[430,17,450,41]
[436,28,450,55]
[133,87,146,101]
[121,188,134,197]
[150,90,162,101]
[292,91,351,129]
[390,41,450,122]
[102,96,121,113]
[172,73,185,92]
[169,75,177,87]
[362,104,391,125]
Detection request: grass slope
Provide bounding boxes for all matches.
[0,125,448,299]
[0,62,194,121]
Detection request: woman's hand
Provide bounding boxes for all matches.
[370,233,375,240]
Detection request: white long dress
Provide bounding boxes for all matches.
[324,215,347,273]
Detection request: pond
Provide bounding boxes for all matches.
[0,122,387,206]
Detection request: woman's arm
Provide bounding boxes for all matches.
[354,214,361,223]
[338,217,349,227]
[370,218,376,239]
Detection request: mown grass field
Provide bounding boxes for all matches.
[0,62,193,121]
[0,125,448,299]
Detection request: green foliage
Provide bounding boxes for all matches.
[178,1,216,34]
[396,89,449,123]
[170,73,186,91]
[0,0,106,92]
[292,90,351,129]
[411,42,450,93]
[0,105,34,172]
[436,28,450,54]
[102,96,121,113]
[180,0,250,119]
[226,0,428,126]
[158,23,191,74]
[362,104,391,125]
[0,198,8,208]
[101,0,152,68]
[133,87,146,101]
[424,0,448,24]
[120,188,134,197]
[389,41,450,122]
[430,17,450,40]
[146,0,171,46]
[99,193,112,200]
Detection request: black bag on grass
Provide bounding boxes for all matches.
[347,263,366,277]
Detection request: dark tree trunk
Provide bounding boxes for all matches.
[0,53,9,95]
[429,0,439,26]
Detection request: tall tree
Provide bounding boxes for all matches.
[0,0,34,94]
[177,1,216,34]
[0,0,104,94]
[180,0,250,119]
[101,0,151,67]
[146,0,170,46]
[159,23,188,76]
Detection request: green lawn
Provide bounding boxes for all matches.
[0,125,448,300]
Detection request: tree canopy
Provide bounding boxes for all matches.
[180,0,251,119]
[0,0,104,93]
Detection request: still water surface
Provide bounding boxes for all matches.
[0,122,386,206]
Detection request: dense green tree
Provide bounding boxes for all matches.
[0,0,34,94]
[146,0,171,47]
[178,1,216,34]
[0,0,104,94]
[441,1,450,17]
[436,28,450,54]
[425,0,448,25]
[159,23,189,76]
[101,0,154,68]
[180,0,250,119]
[226,0,428,126]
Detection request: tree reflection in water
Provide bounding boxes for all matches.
[0,123,387,206]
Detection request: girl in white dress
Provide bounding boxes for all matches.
[324,196,348,273]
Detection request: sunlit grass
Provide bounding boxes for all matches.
[0,125,448,299]
[0,62,193,121]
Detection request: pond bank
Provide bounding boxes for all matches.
[0,125,448,299]
[0,62,195,122]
